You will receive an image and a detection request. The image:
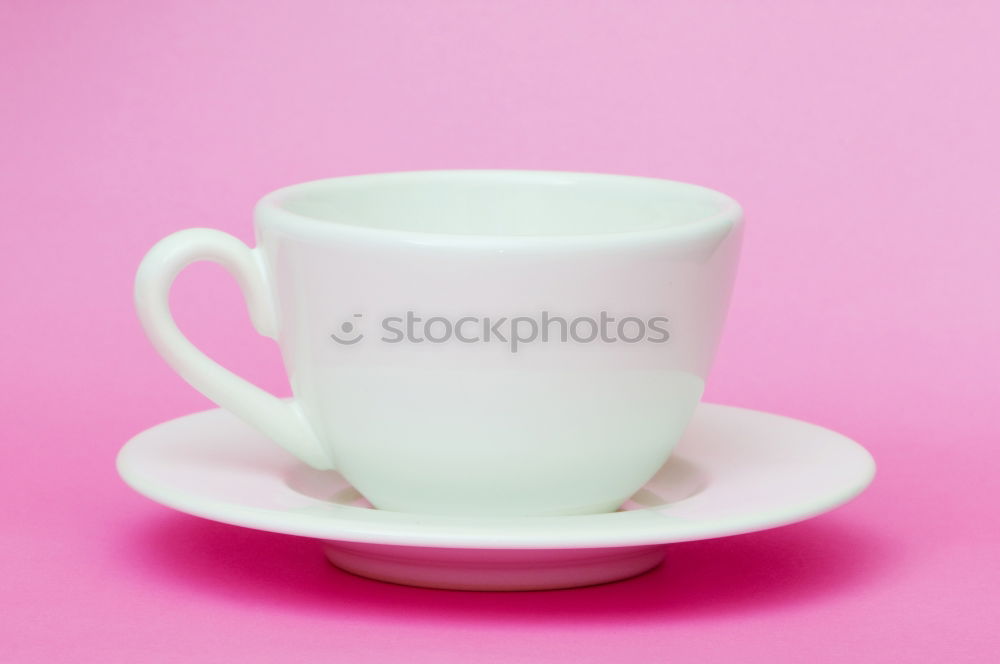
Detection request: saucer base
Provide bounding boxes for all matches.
[119,404,875,592]
[322,541,665,591]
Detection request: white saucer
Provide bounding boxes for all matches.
[117,404,875,591]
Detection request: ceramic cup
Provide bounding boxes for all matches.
[135,170,742,516]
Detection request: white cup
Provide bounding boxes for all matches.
[135,170,742,516]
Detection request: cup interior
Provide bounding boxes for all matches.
[259,170,739,237]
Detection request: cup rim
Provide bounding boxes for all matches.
[255,169,742,248]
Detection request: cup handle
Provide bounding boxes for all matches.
[134,228,334,469]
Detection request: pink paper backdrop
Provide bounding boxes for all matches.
[3,1,998,662]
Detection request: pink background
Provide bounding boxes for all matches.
[3,1,998,661]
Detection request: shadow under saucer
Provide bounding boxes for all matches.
[117,511,893,623]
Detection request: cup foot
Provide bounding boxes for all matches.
[322,541,665,591]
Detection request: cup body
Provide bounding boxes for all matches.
[253,170,742,516]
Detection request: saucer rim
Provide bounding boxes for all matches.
[117,403,876,550]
